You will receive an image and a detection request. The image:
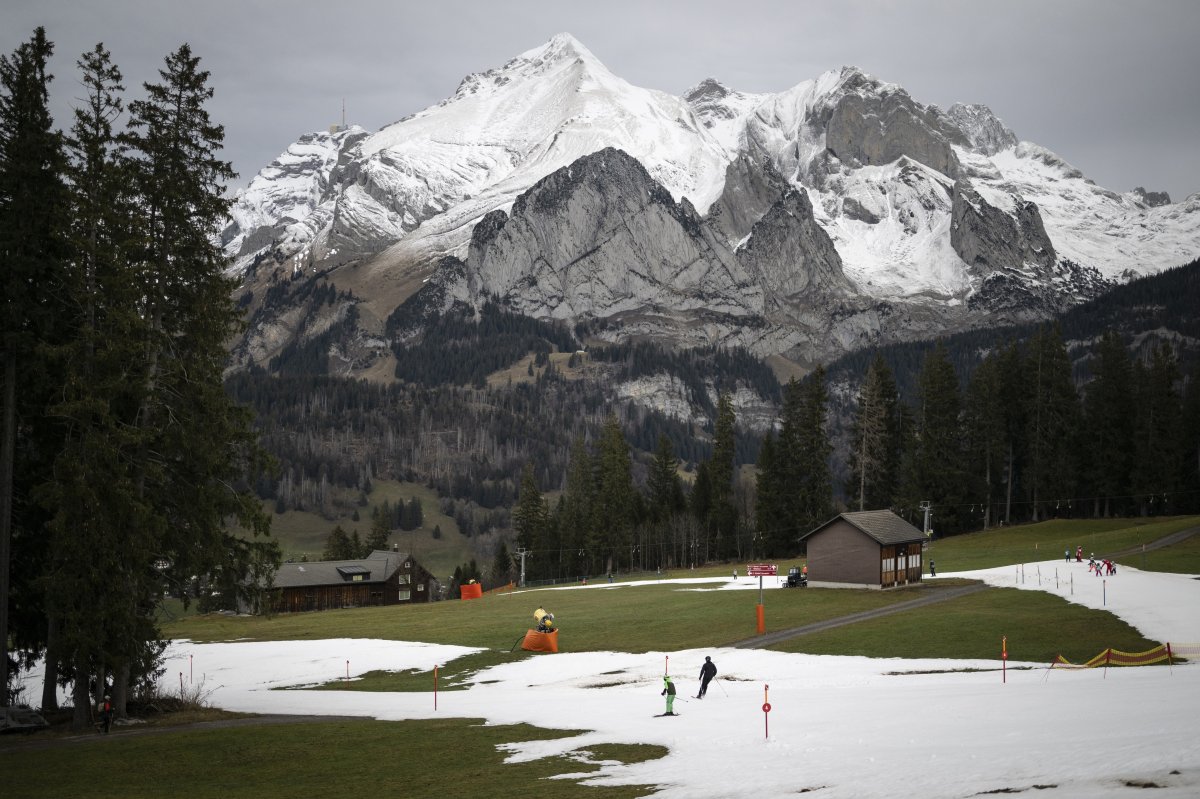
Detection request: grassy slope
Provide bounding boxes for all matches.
[770,586,1158,663]
[921,516,1198,572]
[266,479,473,580]
[2,720,664,799]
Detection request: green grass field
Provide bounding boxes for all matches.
[166,577,929,650]
[920,516,1198,573]
[770,586,1159,663]
[1,719,664,799]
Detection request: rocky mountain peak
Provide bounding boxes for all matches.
[946,103,1018,156]
[451,32,611,101]
[223,33,1193,384]
[684,77,732,103]
[1132,186,1172,207]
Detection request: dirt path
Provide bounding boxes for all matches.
[729,583,989,649]
[1108,524,1199,557]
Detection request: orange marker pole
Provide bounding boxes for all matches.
[434,665,439,710]
[1002,636,1007,684]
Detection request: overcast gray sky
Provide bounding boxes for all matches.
[5,0,1199,201]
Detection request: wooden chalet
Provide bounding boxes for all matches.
[799,510,927,589]
[269,549,434,613]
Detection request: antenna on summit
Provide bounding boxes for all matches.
[342,98,345,129]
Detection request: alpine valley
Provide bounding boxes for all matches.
[222,33,1198,439]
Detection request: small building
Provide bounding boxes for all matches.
[799,510,926,589]
[269,549,434,613]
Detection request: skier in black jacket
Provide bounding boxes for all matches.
[697,656,717,698]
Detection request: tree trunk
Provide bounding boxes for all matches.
[1004,442,1014,525]
[983,452,992,530]
[71,657,91,732]
[0,351,15,705]
[40,614,59,711]
[114,661,130,719]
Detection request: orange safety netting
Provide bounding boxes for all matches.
[1050,642,1197,669]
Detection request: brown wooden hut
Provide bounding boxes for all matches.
[268,550,434,613]
[799,510,927,589]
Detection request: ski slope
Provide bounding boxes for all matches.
[112,561,1200,798]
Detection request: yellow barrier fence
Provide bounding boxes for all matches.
[1051,642,1200,669]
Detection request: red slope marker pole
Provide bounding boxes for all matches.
[434,665,439,711]
[1002,636,1007,684]
[762,684,771,739]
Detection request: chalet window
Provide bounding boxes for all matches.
[416,583,425,592]
[398,589,411,602]
[336,565,372,581]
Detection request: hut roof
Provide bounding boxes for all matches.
[275,550,411,589]
[801,510,926,546]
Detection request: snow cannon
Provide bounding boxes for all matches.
[523,607,559,652]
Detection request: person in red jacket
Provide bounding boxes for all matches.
[98,695,113,734]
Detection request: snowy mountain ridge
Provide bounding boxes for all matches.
[222,33,1198,376]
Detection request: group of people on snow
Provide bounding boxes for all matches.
[660,655,718,715]
[1065,546,1118,576]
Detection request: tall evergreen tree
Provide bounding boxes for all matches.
[322,526,354,560]
[0,27,70,706]
[1023,325,1079,521]
[963,352,1005,528]
[491,541,514,587]
[363,507,390,553]
[72,43,274,720]
[646,433,683,523]
[849,354,899,511]
[754,432,787,557]
[1180,363,1200,514]
[793,367,833,535]
[901,344,964,534]
[995,341,1028,524]
[1131,343,1183,514]
[559,436,594,578]
[596,416,634,572]
[1083,331,1135,516]
[512,462,549,575]
[707,392,737,559]
[34,41,139,715]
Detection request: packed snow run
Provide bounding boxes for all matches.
[50,562,1200,797]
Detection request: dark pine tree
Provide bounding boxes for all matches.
[0,27,70,708]
[1083,331,1135,517]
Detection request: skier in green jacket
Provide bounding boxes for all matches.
[661,675,677,715]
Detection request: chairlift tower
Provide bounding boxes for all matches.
[516,546,529,588]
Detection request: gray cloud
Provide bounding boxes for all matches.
[4,0,1199,201]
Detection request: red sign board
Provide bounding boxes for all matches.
[747,563,777,576]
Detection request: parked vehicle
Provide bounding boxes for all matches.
[785,566,808,588]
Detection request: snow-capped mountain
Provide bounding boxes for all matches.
[224,33,1198,376]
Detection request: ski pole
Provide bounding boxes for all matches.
[717,678,729,697]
